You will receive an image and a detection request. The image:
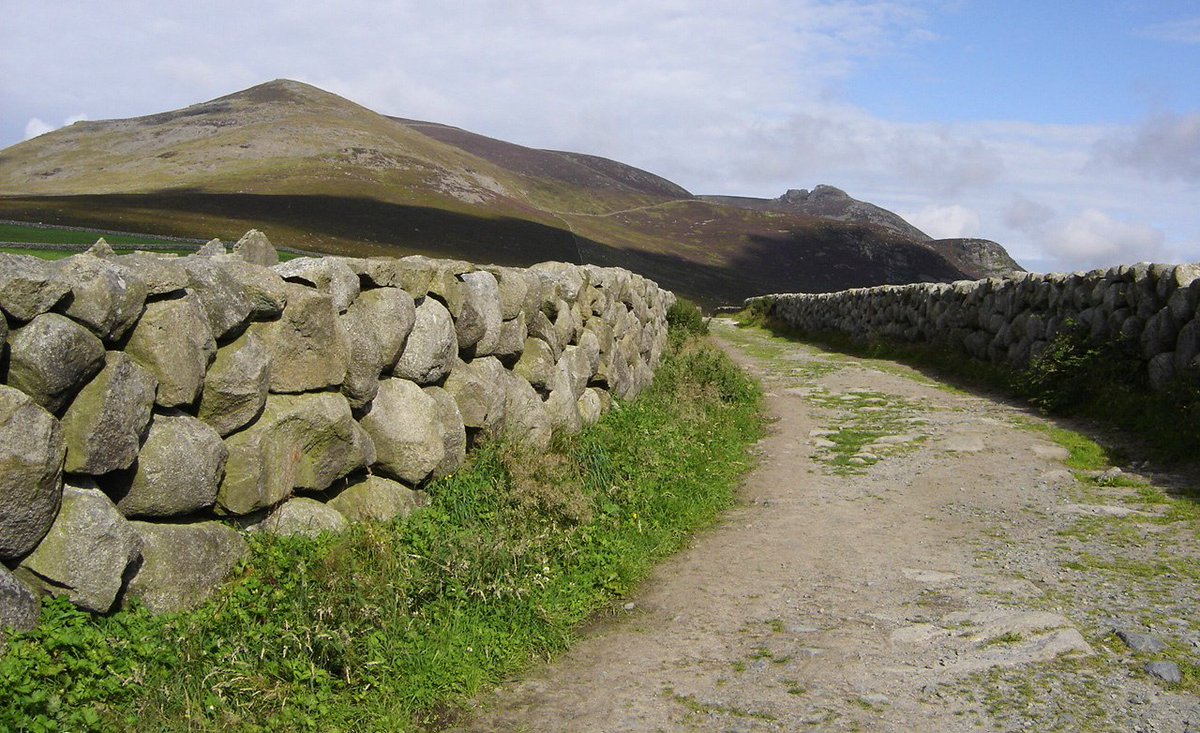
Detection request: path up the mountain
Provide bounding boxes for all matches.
[451,320,1200,732]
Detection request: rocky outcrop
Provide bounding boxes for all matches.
[0,232,673,624]
[747,263,1200,388]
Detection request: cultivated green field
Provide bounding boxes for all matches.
[0,222,179,246]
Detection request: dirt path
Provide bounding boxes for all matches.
[451,321,1200,732]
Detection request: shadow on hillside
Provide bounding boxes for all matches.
[0,193,966,312]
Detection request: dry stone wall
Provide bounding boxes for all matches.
[746,263,1200,387]
[0,231,673,629]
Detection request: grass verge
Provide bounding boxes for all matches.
[0,317,762,732]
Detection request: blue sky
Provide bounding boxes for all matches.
[1,0,1197,273]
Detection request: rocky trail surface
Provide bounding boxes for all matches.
[451,320,1200,732]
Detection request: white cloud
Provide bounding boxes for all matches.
[902,204,980,239]
[1094,111,1200,182]
[23,118,53,140]
[1042,210,1165,270]
[1138,16,1200,44]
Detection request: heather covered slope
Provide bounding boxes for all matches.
[0,79,995,306]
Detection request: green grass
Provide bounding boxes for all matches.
[0,324,763,732]
[0,222,178,246]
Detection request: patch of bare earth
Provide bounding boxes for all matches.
[449,320,1200,732]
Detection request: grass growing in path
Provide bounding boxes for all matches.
[0,321,762,732]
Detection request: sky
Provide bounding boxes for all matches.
[2,0,1198,273]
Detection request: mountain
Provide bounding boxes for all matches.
[700,186,1023,278]
[0,79,1018,307]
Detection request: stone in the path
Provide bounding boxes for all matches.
[901,568,959,584]
[1117,630,1167,654]
[16,482,141,614]
[0,385,66,561]
[122,520,247,614]
[939,433,986,453]
[1146,661,1182,684]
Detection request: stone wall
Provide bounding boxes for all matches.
[746,263,1200,387]
[0,231,673,629]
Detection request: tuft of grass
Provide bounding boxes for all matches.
[0,325,762,732]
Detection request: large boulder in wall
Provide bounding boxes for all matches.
[231,229,279,267]
[255,497,347,539]
[359,378,446,484]
[393,298,456,385]
[15,482,140,614]
[60,352,157,476]
[0,566,40,632]
[254,283,349,393]
[422,386,466,479]
[111,411,227,519]
[501,373,553,450]
[274,257,360,313]
[124,294,216,408]
[122,520,247,614]
[0,253,70,321]
[7,312,106,414]
[339,287,416,408]
[54,253,148,342]
[197,330,271,437]
[0,385,65,561]
[460,270,503,355]
[443,357,508,431]
[180,257,254,340]
[217,392,372,515]
[328,476,426,523]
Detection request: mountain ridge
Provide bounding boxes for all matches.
[0,79,1020,307]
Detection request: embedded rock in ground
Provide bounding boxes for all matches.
[214,259,288,320]
[501,373,553,450]
[0,253,70,321]
[197,330,271,436]
[545,387,582,435]
[16,483,140,613]
[274,257,360,313]
[255,284,348,393]
[1116,630,1167,654]
[7,312,106,413]
[255,497,346,538]
[181,257,253,340]
[393,297,456,384]
[218,392,371,515]
[0,385,65,560]
[444,357,507,431]
[60,352,157,475]
[423,385,467,479]
[514,336,557,390]
[110,252,189,296]
[231,229,279,267]
[578,388,603,428]
[0,566,39,632]
[328,476,425,523]
[1145,661,1182,684]
[360,379,445,484]
[55,253,148,342]
[352,287,416,373]
[113,411,227,518]
[461,270,503,355]
[124,294,216,407]
[123,520,247,614]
